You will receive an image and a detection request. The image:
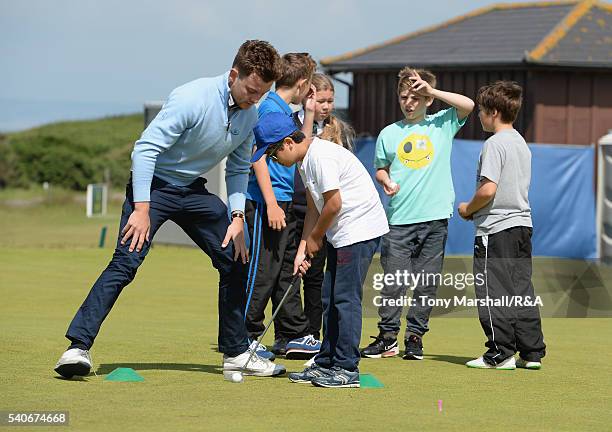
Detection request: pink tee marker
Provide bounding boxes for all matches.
[438,400,443,412]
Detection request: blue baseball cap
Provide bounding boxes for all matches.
[251,112,299,163]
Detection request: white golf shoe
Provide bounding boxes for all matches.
[516,357,542,370]
[466,355,516,370]
[54,348,92,378]
[223,350,286,377]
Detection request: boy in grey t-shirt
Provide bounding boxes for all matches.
[458,81,546,370]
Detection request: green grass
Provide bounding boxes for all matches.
[1,190,611,431]
[0,190,123,249]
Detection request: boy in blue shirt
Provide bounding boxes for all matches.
[244,53,322,359]
[361,67,474,360]
[54,40,286,380]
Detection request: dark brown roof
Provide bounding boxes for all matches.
[321,1,612,71]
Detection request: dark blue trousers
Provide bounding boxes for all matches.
[66,176,249,356]
[314,237,380,372]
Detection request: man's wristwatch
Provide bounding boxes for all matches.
[231,210,244,220]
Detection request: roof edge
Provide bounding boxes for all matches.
[527,0,598,61]
[320,0,582,66]
[594,0,612,11]
[325,61,529,72]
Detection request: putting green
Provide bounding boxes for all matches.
[1,246,611,431]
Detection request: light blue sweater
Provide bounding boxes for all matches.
[131,72,257,212]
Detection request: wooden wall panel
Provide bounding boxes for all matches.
[349,69,611,144]
[463,71,478,140]
[568,74,593,145]
[592,74,612,144]
[534,73,568,144]
[523,70,536,142]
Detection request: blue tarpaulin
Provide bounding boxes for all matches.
[353,138,597,259]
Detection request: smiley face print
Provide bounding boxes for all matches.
[396,133,434,169]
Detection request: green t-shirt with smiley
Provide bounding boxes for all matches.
[374,107,466,225]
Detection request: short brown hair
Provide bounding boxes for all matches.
[397,66,437,95]
[477,81,523,123]
[276,53,316,88]
[232,40,282,83]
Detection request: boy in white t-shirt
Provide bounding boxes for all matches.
[250,112,389,388]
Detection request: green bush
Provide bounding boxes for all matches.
[8,135,103,190]
[1,114,142,191]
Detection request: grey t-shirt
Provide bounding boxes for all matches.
[473,128,532,236]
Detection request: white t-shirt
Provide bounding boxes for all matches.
[298,137,389,248]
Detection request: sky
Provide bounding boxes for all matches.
[0,0,530,131]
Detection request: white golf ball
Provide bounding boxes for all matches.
[389,182,398,190]
[224,371,243,383]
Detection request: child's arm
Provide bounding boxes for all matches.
[409,71,474,120]
[307,189,341,254]
[294,188,341,275]
[375,167,400,196]
[252,157,286,231]
[294,189,319,275]
[301,85,316,138]
[458,178,497,220]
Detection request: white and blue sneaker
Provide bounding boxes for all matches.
[285,335,321,360]
[288,364,332,384]
[249,340,276,361]
[311,366,360,388]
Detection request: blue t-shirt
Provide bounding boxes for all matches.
[246,92,296,203]
[374,108,466,225]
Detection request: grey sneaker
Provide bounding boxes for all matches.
[54,348,92,378]
[311,367,360,388]
[288,364,332,384]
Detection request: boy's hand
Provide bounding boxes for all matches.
[222,217,249,264]
[458,202,472,220]
[383,179,400,196]
[409,70,434,97]
[305,234,323,258]
[121,203,150,253]
[293,252,311,276]
[304,84,316,113]
[267,204,286,231]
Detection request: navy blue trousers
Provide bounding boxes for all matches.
[314,237,380,372]
[65,176,249,356]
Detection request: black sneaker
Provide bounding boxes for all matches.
[272,338,288,356]
[360,335,399,358]
[403,335,424,360]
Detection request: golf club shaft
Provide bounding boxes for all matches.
[242,268,306,371]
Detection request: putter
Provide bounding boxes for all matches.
[240,262,309,375]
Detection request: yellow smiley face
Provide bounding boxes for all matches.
[396,133,434,169]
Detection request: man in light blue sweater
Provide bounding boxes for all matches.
[54,40,286,379]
